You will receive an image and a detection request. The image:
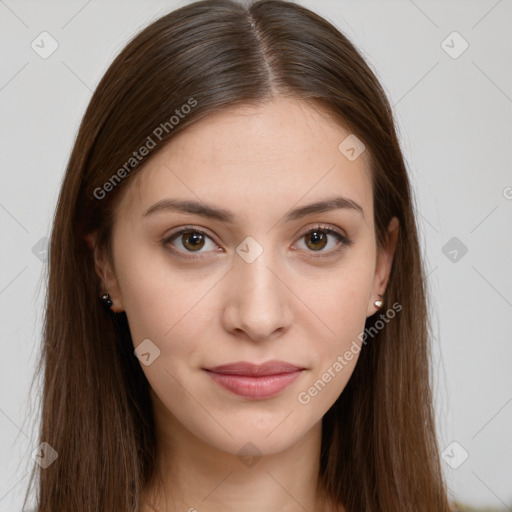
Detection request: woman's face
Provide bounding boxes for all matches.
[96,97,397,457]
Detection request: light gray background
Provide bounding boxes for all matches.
[1,1,511,510]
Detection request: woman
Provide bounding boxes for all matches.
[24,0,454,510]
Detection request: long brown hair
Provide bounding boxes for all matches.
[24,0,452,510]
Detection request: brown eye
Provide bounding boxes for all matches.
[305,230,328,251]
[162,227,219,259]
[294,225,351,257]
[180,231,206,251]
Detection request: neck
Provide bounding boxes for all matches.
[141,398,341,512]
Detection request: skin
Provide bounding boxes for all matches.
[87,96,399,512]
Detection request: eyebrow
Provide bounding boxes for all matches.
[142,195,364,222]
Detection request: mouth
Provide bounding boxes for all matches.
[203,360,306,400]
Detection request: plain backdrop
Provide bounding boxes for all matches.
[0,1,511,510]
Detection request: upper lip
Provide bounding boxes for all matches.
[204,360,305,376]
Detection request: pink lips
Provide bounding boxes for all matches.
[204,360,305,399]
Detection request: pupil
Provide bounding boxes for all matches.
[184,232,204,250]
[307,231,327,250]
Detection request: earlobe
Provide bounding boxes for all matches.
[367,216,400,316]
[84,231,125,313]
[84,232,96,251]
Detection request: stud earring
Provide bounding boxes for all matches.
[374,294,383,309]
[101,293,113,311]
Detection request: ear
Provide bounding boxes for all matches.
[84,231,124,313]
[367,216,399,316]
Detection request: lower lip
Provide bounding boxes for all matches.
[205,370,303,399]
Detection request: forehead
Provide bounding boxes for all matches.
[115,97,373,222]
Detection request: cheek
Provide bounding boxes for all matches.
[118,258,215,419]
[297,252,374,339]
[122,271,214,363]
[113,234,213,343]
[295,289,367,412]
[292,255,375,406]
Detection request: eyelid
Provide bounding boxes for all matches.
[164,224,216,242]
[295,222,348,240]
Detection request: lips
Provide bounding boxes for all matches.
[204,360,305,399]
[205,360,304,376]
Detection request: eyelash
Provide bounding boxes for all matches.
[161,224,352,260]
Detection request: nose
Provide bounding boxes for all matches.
[221,247,294,343]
